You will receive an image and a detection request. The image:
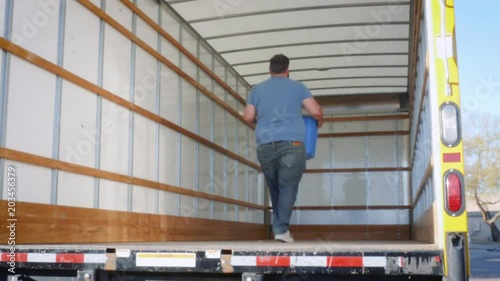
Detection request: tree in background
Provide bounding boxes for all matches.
[463,113,500,242]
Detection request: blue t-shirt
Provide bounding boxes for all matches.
[247,77,313,146]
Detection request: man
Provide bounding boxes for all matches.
[243,54,323,242]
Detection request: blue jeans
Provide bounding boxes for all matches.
[257,141,306,235]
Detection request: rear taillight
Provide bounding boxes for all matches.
[444,170,464,215]
[440,102,461,147]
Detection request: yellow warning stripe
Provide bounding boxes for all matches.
[429,0,469,275]
[431,0,468,232]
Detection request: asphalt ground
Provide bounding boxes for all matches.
[469,242,500,280]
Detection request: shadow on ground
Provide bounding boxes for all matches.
[470,242,500,281]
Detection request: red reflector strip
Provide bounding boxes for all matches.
[1,252,28,262]
[56,254,85,263]
[256,256,290,267]
[443,153,461,163]
[327,256,363,267]
[446,173,462,213]
[0,253,105,264]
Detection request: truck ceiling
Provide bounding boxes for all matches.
[163,0,412,114]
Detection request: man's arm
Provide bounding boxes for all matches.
[303,97,323,126]
[243,104,257,125]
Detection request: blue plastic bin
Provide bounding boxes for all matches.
[303,115,318,160]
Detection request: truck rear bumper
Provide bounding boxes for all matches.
[1,241,443,276]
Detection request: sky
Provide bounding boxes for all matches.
[454,0,500,117]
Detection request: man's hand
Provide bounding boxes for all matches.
[243,104,257,125]
[318,119,324,128]
[303,97,323,122]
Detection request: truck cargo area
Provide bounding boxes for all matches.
[0,0,470,279]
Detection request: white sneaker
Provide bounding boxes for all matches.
[275,231,294,243]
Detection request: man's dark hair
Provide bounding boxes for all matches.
[269,54,289,74]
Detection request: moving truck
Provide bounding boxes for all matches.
[0,0,469,280]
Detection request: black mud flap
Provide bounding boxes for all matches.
[444,233,467,281]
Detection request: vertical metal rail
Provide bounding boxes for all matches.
[0,0,13,200]
[93,0,106,209]
[49,0,67,205]
[175,24,183,216]
[154,2,161,215]
[127,0,138,212]
[234,79,239,221]
[209,54,215,220]
[394,119,402,238]
[222,68,228,220]
[244,118,250,222]
[194,40,200,218]
[364,120,371,234]
[243,101,250,222]
[328,121,335,227]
